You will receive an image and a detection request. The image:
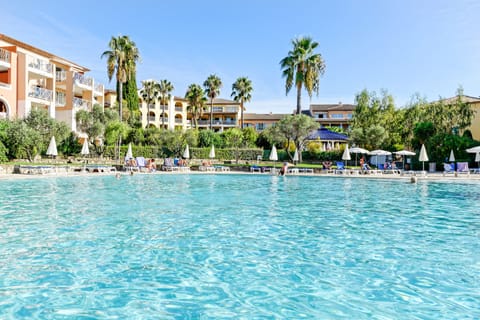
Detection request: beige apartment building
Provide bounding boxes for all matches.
[0,34,104,134]
[139,96,241,131]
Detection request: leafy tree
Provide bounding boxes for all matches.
[158,79,174,128]
[280,36,326,114]
[185,84,207,129]
[275,114,319,162]
[102,35,140,122]
[222,128,244,163]
[124,73,140,126]
[198,129,220,148]
[413,122,435,145]
[139,79,160,127]
[203,74,222,130]
[6,120,41,161]
[231,77,253,129]
[24,109,70,154]
[242,127,258,148]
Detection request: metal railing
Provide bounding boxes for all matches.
[28,56,53,75]
[55,91,66,106]
[73,97,91,111]
[148,116,156,122]
[174,106,183,112]
[28,86,53,101]
[0,48,11,64]
[212,106,238,113]
[94,83,103,92]
[73,72,93,87]
[174,118,183,124]
[56,70,67,81]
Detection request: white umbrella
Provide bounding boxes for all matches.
[394,150,416,170]
[46,136,58,158]
[342,144,351,168]
[209,145,215,159]
[419,144,429,171]
[449,149,455,162]
[81,139,90,156]
[183,144,190,159]
[350,147,369,166]
[269,145,278,161]
[81,139,90,171]
[126,142,133,159]
[475,152,480,168]
[466,146,480,153]
[293,148,299,164]
[368,149,391,168]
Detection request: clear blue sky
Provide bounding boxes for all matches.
[1,0,479,113]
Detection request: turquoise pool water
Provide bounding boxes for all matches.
[0,174,479,319]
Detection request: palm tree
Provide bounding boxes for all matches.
[139,80,160,128]
[203,74,222,130]
[231,77,253,129]
[102,35,140,122]
[185,84,207,129]
[158,79,174,128]
[280,36,325,114]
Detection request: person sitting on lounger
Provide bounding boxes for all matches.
[146,159,156,172]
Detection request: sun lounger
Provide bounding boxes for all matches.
[85,165,116,173]
[443,163,455,176]
[456,162,470,176]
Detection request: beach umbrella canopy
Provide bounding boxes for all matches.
[183,144,190,159]
[466,146,480,153]
[350,147,369,154]
[209,145,215,159]
[46,136,58,157]
[81,139,90,156]
[476,152,480,162]
[393,150,416,156]
[342,144,351,161]
[419,144,429,171]
[126,143,133,159]
[293,148,299,162]
[269,145,278,161]
[368,149,391,168]
[449,149,455,162]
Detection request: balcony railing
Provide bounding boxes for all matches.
[174,118,183,124]
[73,97,91,111]
[28,57,53,75]
[73,72,93,87]
[28,86,53,102]
[148,116,155,122]
[174,106,183,112]
[148,104,155,109]
[0,48,11,64]
[212,106,238,113]
[94,83,103,92]
[158,117,168,122]
[56,70,67,81]
[159,105,169,111]
[197,119,237,125]
[56,91,66,106]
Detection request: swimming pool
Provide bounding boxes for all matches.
[0,174,479,319]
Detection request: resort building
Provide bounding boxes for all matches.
[0,34,104,134]
[243,113,289,131]
[434,95,480,140]
[303,102,355,130]
[138,95,241,131]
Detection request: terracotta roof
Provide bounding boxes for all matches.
[309,103,356,112]
[244,113,288,121]
[0,33,89,72]
[434,95,480,104]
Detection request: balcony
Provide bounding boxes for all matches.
[56,70,67,82]
[0,48,11,71]
[148,116,155,122]
[55,91,66,106]
[94,83,104,93]
[27,56,53,77]
[73,72,93,87]
[174,118,183,124]
[212,106,238,113]
[28,86,53,102]
[73,97,91,111]
[174,106,183,112]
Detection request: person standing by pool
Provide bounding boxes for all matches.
[279,162,289,176]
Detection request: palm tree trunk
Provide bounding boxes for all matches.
[296,83,302,115]
[240,101,244,129]
[146,100,150,128]
[210,100,213,130]
[162,103,165,128]
[119,81,123,122]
